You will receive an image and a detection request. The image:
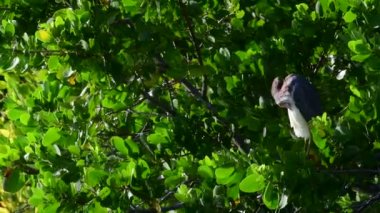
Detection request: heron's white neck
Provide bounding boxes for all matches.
[287,107,310,140]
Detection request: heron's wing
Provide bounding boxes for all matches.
[292,77,322,121]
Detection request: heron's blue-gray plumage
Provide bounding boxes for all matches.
[286,74,322,121]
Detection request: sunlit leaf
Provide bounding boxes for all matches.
[343,10,357,23]
[19,112,30,125]
[239,172,266,193]
[98,187,111,200]
[215,167,235,180]
[112,136,129,156]
[236,10,245,19]
[4,22,15,36]
[36,30,53,43]
[348,40,371,55]
[42,128,61,146]
[86,168,107,187]
[28,188,45,206]
[175,184,189,202]
[224,76,240,94]
[125,137,139,154]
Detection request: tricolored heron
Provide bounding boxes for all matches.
[271,74,322,153]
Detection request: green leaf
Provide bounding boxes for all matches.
[215,167,235,180]
[68,145,80,156]
[86,168,107,187]
[48,56,61,71]
[137,159,150,179]
[239,172,266,193]
[296,3,309,12]
[20,112,30,125]
[4,22,15,36]
[91,202,108,213]
[3,169,25,193]
[263,183,279,210]
[164,174,183,188]
[188,65,213,77]
[236,10,245,19]
[36,30,53,43]
[231,18,244,30]
[349,85,362,98]
[343,10,357,23]
[28,188,45,206]
[98,187,111,200]
[351,54,370,62]
[112,136,129,156]
[313,130,327,150]
[235,51,248,61]
[224,76,240,94]
[125,137,139,154]
[54,16,65,28]
[175,184,190,202]
[42,128,61,146]
[217,171,244,185]
[44,203,60,213]
[147,127,170,144]
[122,0,137,6]
[198,165,214,179]
[348,40,371,55]
[227,184,240,200]
[7,108,24,120]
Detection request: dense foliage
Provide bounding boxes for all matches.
[1,0,380,212]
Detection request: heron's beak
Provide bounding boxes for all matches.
[277,95,291,108]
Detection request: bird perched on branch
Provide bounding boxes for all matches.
[271,74,322,152]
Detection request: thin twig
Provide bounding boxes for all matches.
[180,79,216,113]
[177,0,208,98]
[130,202,184,213]
[177,0,203,66]
[353,192,380,212]
[320,168,380,174]
[142,90,177,116]
[179,79,250,153]
[0,7,11,11]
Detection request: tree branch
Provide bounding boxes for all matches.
[180,79,250,153]
[319,168,380,175]
[353,192,380,212]
[130,202,184,213]
[177,0,208,98]
[180,79,216,113]
[177,0,203,66]
[142,90,177,117]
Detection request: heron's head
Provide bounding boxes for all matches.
[271,74,322,122]
[271,76,295,109]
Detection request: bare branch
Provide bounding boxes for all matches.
[129,202,184,213]
[142,90,177,117]
[177,0,203,66]
[353,192,380,212]
[177,0,208,98]
[180,79,216,113]
[180,79,250,153]
[320,168,380,174]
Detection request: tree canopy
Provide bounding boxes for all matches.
[1,0,380,212]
